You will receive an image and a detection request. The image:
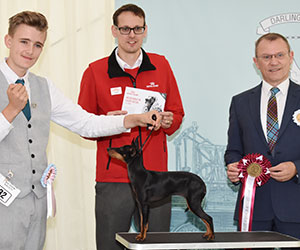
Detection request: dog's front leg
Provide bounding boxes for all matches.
[135,203,150,241]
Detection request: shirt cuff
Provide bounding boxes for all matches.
[0,112,13,141]
[119,115,131,133]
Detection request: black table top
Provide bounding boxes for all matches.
[116,231,300,249]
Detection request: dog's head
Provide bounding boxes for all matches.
[145,96,156,105]
[107,137,140,164]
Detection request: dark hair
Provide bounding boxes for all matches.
[8,11,48,36]
[113,4,145,26]
[255,33,290,57]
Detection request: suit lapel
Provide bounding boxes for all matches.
[249,83,269,147]
[278,80,300,140]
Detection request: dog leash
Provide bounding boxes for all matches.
[139,127,155,152]
[107,114,157,169]
[139,114,157,152]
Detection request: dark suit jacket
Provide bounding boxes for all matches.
[225,80,300,222]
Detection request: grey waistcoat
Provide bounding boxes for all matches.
[0,71,51,198]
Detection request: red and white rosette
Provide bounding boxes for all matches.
[237,153,271,232]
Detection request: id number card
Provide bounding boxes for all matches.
[0,173,20,206]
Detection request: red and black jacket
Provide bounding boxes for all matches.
[78,48,184,183]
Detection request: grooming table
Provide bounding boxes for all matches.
[116,231,300,249]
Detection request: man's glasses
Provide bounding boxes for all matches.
[116,26,145,35]
[257,52,288,62]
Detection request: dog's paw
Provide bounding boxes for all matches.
[135,234,146,242]
[203,232,215,241]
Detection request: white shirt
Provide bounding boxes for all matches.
[115,48,143,70]
[0,59,128,142]
[260,78,289,140]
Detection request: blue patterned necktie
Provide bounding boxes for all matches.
[267,87,280,151]
[15,79,31,121]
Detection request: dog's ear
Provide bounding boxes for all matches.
[130,145,137,157]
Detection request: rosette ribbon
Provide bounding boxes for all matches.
[41,164,57,218]
[237,153,271,231]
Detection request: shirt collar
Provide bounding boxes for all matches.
[262,78,290,96]
[115,48,143,70]
[0,58,29,84]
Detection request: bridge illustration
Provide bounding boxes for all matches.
[170,122,239,232]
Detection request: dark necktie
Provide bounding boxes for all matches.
[15,79,31,121]
[267,87,280,151]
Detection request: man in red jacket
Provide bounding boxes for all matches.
[78,4,184,250]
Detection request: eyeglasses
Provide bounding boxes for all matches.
[257,52,288,62]
[116,26,145,35]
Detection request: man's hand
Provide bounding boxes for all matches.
[226,162,240,183]
[123,110,161,130]
[2,84,28,123]
[160,111,173,129]
[270,161,297,182]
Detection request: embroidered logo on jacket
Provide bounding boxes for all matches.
[146,82,159,88]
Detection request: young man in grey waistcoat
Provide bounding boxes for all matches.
[0,11,161,250]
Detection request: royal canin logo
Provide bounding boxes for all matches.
[146,82,159,88]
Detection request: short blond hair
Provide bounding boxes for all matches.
[8,11,48,36]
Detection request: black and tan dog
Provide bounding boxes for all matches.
[107,138,214,241]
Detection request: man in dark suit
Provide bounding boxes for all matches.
[225,33,300,239]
